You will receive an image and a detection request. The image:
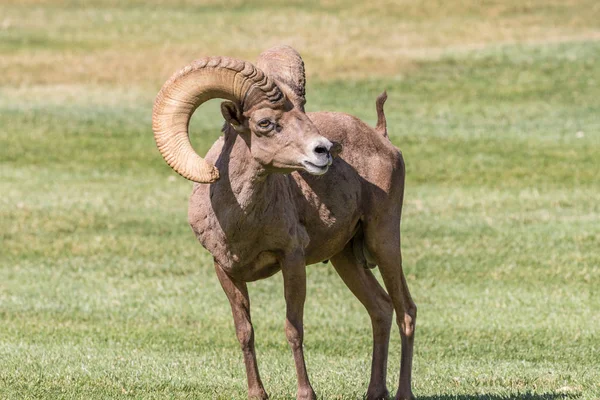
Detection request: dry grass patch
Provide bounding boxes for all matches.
[2,0,599,85]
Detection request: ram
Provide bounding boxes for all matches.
[152,46,417,400]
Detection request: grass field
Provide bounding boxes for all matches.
[1,1,599,399]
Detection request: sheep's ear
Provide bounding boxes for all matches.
[221,101,248,133]
[257,45,306,111]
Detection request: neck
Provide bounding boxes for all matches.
[213,129,276,211]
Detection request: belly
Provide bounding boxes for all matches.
[226,223,358,281]
[227,251,282,282]
[303,216,360,264]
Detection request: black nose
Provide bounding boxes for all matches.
[314,145,329,156]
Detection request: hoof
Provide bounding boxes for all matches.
[394,390,415,400]
[248,388,268,400]
[297,387,317,400]
[366,386,389,400]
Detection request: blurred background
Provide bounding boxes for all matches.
[1,1,599,399]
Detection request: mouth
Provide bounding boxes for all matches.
[302,160,330,175]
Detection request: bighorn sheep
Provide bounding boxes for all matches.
[152,46,417,400]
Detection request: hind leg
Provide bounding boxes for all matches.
[330,243,393,400]
[365,219,417,400]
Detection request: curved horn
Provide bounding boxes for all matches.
[152,57,283,183]
[256,45,306,110]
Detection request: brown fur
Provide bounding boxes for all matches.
[180,47,417,400]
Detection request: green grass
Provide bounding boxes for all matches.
[1,1,599,399]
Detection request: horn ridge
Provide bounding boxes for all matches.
[256,45,306,109]
[152,56,282,183]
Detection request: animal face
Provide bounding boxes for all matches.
[222,100,334,175]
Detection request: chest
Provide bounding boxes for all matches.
[187,179,307,275]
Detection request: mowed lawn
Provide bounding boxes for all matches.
[1,1,599,399]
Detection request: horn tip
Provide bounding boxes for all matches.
[192,166,220,184]
[208,166,220,183]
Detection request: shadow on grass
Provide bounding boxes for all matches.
[416,393,578,400]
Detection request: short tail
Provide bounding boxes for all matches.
[375,91,388,139]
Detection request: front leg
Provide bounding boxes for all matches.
[281,251,316,400]
[215,263,268,400]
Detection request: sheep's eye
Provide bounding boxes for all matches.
[257,119,271,129]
